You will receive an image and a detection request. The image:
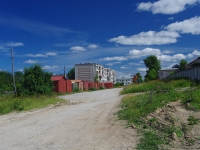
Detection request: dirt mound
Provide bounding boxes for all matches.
[145,101,200,150]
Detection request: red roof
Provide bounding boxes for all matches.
[51,76,65,81]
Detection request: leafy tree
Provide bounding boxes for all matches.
[67,67,75,79]
[0,71,13,93]
[179,59,187,70]
[21,64,54,95]
[15,71,24,94]
[145,69,157,80]
[136,72,143,83]
[143,56,161,81]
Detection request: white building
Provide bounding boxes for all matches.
[75,63,116,83]
[116,77,133,86]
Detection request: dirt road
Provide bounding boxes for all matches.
[0,88,137,150]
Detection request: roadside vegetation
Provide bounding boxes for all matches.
[0,64,67,115]
[0,95,65,115]
[118,79,200,149]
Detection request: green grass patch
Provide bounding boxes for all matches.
[118,90,182,125]
[121,79,191,94]
[137,130,167,150]
[0,95,66,115]
[182,88,200,110]
[118,79,197,149]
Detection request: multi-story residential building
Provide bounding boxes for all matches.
[75,63,116,83]
[116,77,132,86]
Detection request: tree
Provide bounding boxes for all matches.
[143,55,161,81]
[67,67,75,79]
[179,59,187,70]
[22,64,54,95]
[0,71,13,93]
[136,73,143,83]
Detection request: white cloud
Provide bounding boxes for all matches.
[187,50,200,58]
[165,16,200,34]
[109,31,180,45]
[26,54,48,57]
[43,65,59,70]
[106,62,121,66]
[46,52,57,56]
[163,50,174,54]
[137,0,200,14]
[24,60,38,64]
[88,44,98,49]
[128,48,161,58]
[70,46,86,51]
[128,62,142,66]
[168,17,174,20]
[137,68,147,72]
[99,56,128,61]
[120,66,131,69]
[157,54,186,62]
[5,42,24,47]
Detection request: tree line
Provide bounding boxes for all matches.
[0,64,54,95]
[143,55,187,82]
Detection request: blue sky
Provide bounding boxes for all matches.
[0,0,200,78]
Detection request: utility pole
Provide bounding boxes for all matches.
[11,47,16,93]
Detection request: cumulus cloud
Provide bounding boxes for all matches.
[168,17,174,20]
[43,65,59,70]
[187,50,200,58]
[70,46,86,51]
[106,62,121,66]
[137,68,147,72]
[24,60,38,64]
[5,42,24,47]
[128,62,142,66]
[163,50,174,54]
[88,44,98,49]
[157,54,186,62]
[26,54,48,57]
[46,52,57,56]
[165,16,200,34]
[120,65,131,69]
[99,56,128,61]
[108,31,180,45]
[128,48,161,58]
[137,0,200,14]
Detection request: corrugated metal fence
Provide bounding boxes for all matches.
[167,66,200,80]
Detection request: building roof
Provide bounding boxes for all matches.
[159,68,178,71]
[51,76,65,81]
[186,56,200,66]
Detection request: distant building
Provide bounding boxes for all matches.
[116,77,132,86]
[75,63,116,83]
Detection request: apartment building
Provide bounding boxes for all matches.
[75,63,116,83]
[116,77,132,86]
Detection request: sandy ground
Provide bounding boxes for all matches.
[0,88,137,150]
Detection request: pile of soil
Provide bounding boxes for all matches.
[145,101,200,150]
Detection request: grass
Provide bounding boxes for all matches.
[118,90,182,125]
[0,94,66,115]
[118,79,200,149]
[120,79,191,94]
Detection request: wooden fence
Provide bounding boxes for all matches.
[167,66,200,80]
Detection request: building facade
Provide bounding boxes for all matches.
[116,77,132,86]
[75,63,116,83]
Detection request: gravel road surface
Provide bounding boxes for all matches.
[0,88,137,150]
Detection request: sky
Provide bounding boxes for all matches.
[0,0,200,78]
